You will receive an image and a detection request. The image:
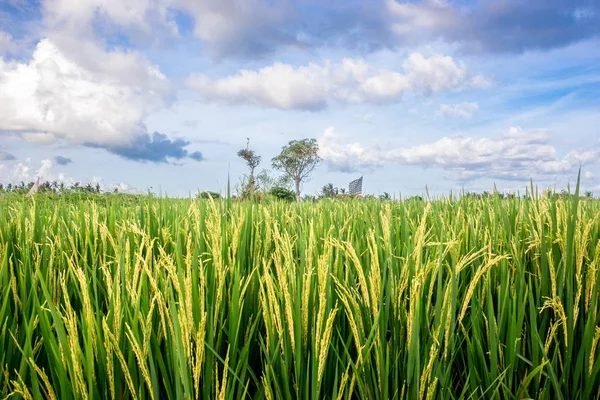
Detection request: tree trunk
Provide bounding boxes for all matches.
[249,168,255,197]
[249,174,254,197]
[295,179,301,202]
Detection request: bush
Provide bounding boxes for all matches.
[197,191,222,199]
[270,186,295,202]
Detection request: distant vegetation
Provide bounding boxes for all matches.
[3,137,594,202]
[0,178,595,201]
[0,180,103,194]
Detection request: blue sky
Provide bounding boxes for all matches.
[0,0,599,197]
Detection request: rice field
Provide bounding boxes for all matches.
[1,189,599,399]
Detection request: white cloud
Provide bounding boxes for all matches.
[318,126,600,181]
[56,173,75,186]
[29,0,599,64]
[384,0,600,54]
[42,0,174,37]
[318,127,386,172]
[402,52,466,94]
[172,0,288,54]
[41,0,288,57]
[0,158,53,183]
[84,175,132,193]
[386,0,459,42]
[37,159,53,179]
[0,39,171,148]
[438,102,479,119]
[187,53,487,110]
[42,0,279,42]
[20,132,58,145]
[11,163,32,182]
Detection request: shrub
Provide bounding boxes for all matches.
[197,190,222,199]
[270,186,295,201]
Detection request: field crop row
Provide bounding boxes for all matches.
[1,193,599,399]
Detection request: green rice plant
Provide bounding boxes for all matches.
[0,184,599,399]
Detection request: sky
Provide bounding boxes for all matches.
[0,0,599,197]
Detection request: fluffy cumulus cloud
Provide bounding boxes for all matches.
[0,38,200,162]
[318,127,387,172]
[188,53,486,110]
[0,39,166,146]
[438,102,479,119]
[0,158,54,183]
[318,126,600,181]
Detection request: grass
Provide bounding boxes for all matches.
[0,187,599,399]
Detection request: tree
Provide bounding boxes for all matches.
[379,192,391,201]
[237,138,261,198]
[236,168,292,200]
[197,191,222,199]
[256,169,291,193]
[270,186,296,202]
[321,183,338,198]
[272,139,321,202]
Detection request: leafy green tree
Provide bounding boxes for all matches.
[256,169,291,192]
[270,186,295,202]
[379,192,391,201]
[321,183,338,198]
[197,191,222,200]
[272,139,321,202]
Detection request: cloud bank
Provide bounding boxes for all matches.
[188,53,489,110]
[0,158,53,183]
[0,39,200,162]
[0,39,168,146]
[32,0,600,58]
[318,126,600,181]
